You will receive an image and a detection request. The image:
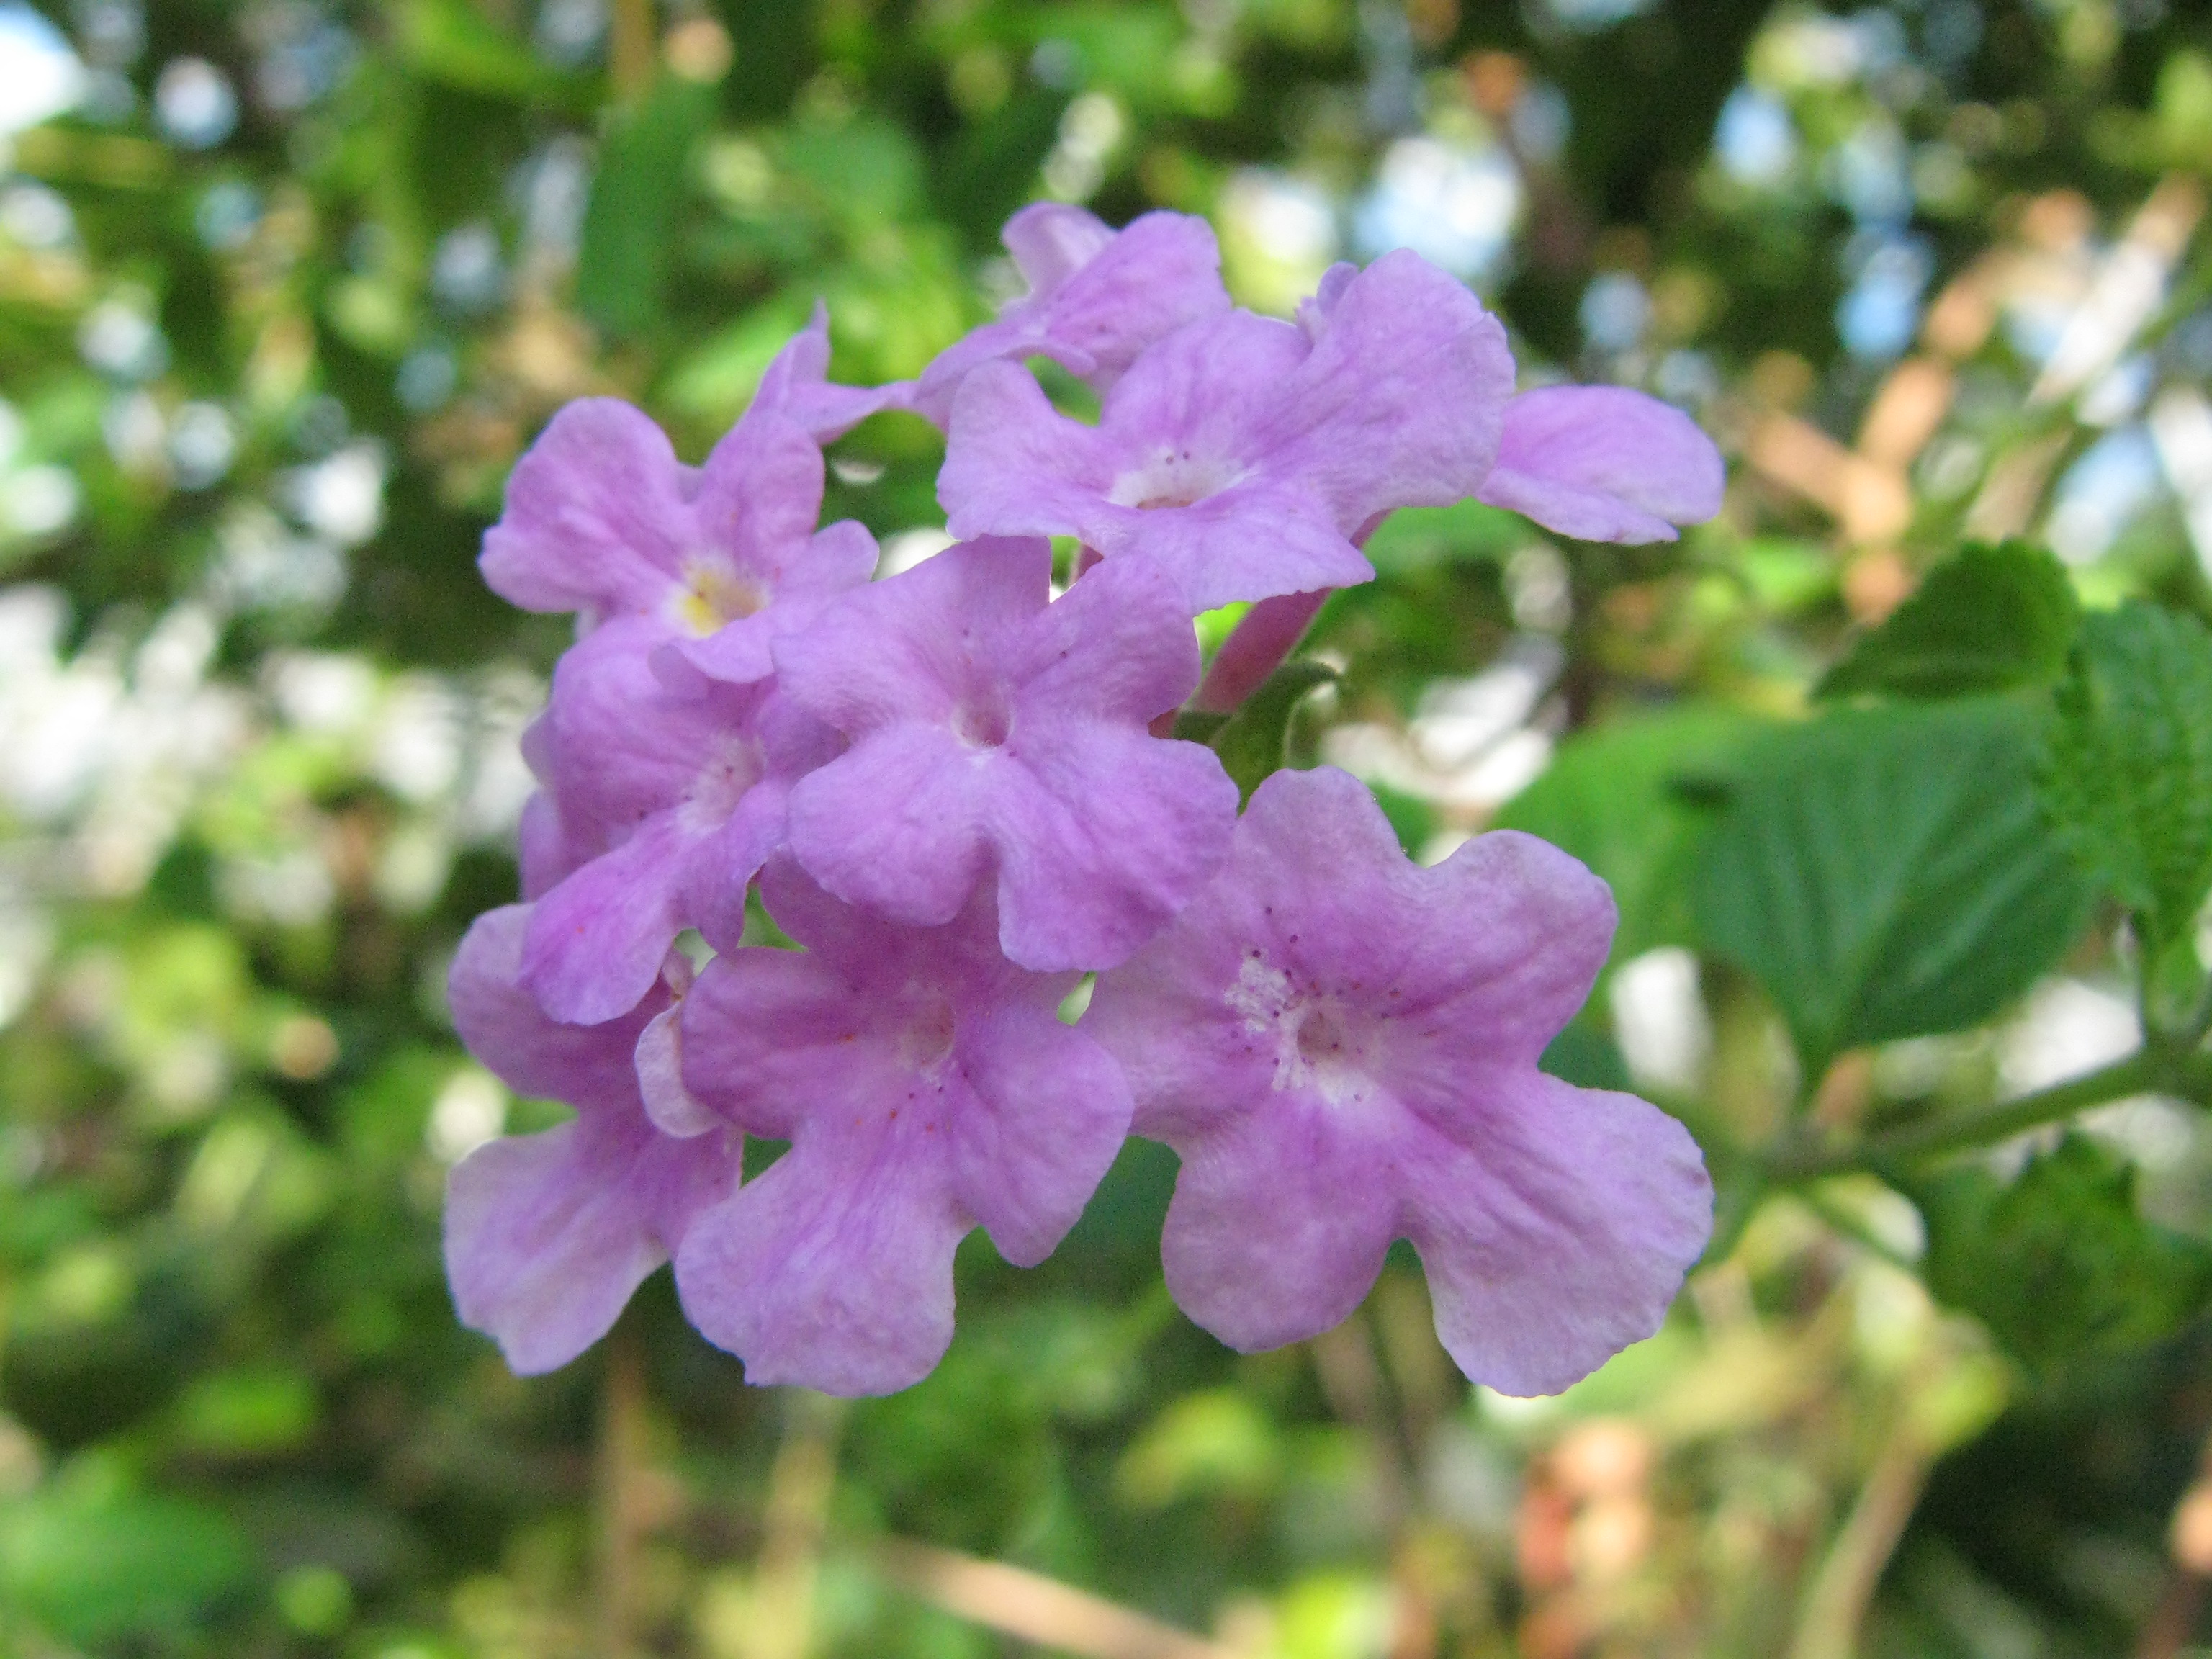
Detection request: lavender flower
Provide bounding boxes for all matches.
[518,616,833,1025]
[1084,766,1713,1395]
[937,248,1515,611]
[907,204,1231,427]
[775,536,1239,971]
[672,860,1133,1395]
[446,233,1728,1393]
[444,905,741,1375]
[479,395,875,685]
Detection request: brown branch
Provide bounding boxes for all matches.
[594,1316,647,1659]
[872,1537,1243,1659]
[733,1391,845,1659]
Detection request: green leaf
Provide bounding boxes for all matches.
[1539,1022,1632,1092]
[1359,498,1529,575]
[1493,705,1755,968]
[575,81,719,338]
[1205,660,1337,804]
[1815,540,2080,701]
[0,1485,254,1643]
[397,0,593,106]
[1915,1135,2212,1369]
[1694,698,2094,1077]
[2038,601,2212,955]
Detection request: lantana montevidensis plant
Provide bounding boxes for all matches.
[443,204,1727,1398]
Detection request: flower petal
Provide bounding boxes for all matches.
[635,1004,721,1138]
[446,1107,740,1375]
[773,534,1050,732]
[1259,249,1514,529]
[949,1003,1132,1266]
[1477,385,1726,544]
[693,411,834,587]
[521,816,691,1025]
[1157,1101,1398,1352]
[784,724,992,927]
[938,367,1119,543]
[679,931,912,1139]
[1408,1071,1712,1395]
[480,400,690,614]
[987,721,1238,969]
[750,302,912,441]
[1009,554,1200,724]
[448,904,651,1107]
[673,1124,970,1395]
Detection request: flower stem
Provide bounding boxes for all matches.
[1763,1044,2212,1184]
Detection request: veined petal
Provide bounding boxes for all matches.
[1410,1072,1712,1395]
[949,1002,1132,1267]
[986,721,1237,969]
[1159,1101,1398,1352]
[521,816,692,1025]
[449,904,654,1107]
[784,724,992,927]
[1478,385,1725,543]
[674,1125,969,1395]
[939,365,1118,541]
[480,399,692,615]
[445,1102,738,1373]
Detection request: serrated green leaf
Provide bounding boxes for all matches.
[1493,705,1756,968]
[1694,698,2094,1076]
[2038,601,2212,955]
[1914,1134,2212,1369]
[1815,540,2080,701]
[1207,660,1336,803]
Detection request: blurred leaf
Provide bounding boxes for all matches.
[170,1365,320,1457]
[1538,1022,1632,1092]
[662,290,820,426]
[1915,1135,2212,1368]
[1117,1389,1280,1507]
[577,80,719,338]
[2038,601,2212,956]
[0,1483,254,1643]
[2155,50,2212,168]
[1362,498,1529,575]
[1735,538,1835,613]
[1494,705,1753,968]
[397,0,593,105]
[1694,698,2093,1076]
[780,117,927,227]
[1207,660,1336,803]
[1815,541,2080,702]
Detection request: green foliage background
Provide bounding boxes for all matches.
[4,0,2212,1655]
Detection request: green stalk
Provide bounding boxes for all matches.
[1763,1045,2212,1184]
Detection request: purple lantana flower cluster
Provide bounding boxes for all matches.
[446,205,1722,1399]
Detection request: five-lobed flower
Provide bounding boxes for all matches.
[1084,766,1715,1396]
[444,210,1728,1400]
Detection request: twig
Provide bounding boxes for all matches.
[1785,1405,1935,1659]
[1310,1313,1413,1529]
[734,1391,845,1659]
[1764,1046,2212,1184]
[871,1537,1241,1659]
[608,0,655,101]
[594,1316,647,1659]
